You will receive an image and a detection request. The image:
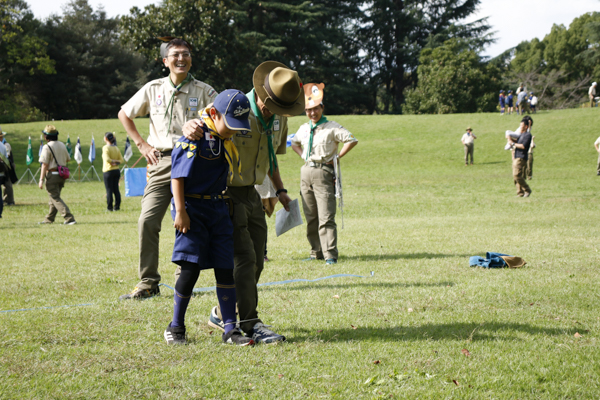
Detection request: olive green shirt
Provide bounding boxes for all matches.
[230,108,287,187]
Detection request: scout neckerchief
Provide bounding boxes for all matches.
[305,114,329,161]
[248,88,277,174]
[164,74,194,135]
[200,107,241,183]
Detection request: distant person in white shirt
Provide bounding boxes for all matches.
[529,92,538,113]
[461,127,477,166]
[589,82,597,108]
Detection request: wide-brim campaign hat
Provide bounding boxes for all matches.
[42,125,59,136]
[253,61,304,117]
[304,83,325,109]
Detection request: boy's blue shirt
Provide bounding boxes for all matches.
[171,126,229,195]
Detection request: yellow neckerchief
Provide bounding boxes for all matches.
[201,107,241,182]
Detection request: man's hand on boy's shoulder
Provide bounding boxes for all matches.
[183,118,207,141]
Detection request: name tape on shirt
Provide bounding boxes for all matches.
[189,98,198,107]
[274,119,280,131]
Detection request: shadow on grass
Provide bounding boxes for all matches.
[478,161,507,165]
[340,253,472,261]
[290,322,576,342]
[268,281,455,292]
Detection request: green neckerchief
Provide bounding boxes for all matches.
[305,115,329,160]
[165,74,194,136]
[247,88,277,174]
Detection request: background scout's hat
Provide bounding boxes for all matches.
[253,61,304,117]
[42,125,59,136]
[214,89,251,131]
[466,126,472,131]
[304,83,325,108]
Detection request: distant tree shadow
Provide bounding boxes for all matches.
[288,322,576,343]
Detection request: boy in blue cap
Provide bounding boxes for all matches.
[164,89,253,346]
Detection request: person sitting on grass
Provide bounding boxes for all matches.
[164,89,254,346]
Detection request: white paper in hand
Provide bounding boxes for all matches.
[275,199,303,237]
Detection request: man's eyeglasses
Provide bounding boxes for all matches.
[167,52,191,59]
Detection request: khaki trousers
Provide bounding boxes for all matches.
[2,175,13,204]
[136,156,172,290]
[526,153,533,179]
[464,143,474,164]
[300,164,338,260]
[512,157,531,196]
[590,94,596,108]
[222,185,268,333]
[43,173,75,223]
[597,153,600,174]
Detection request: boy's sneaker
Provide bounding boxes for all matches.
[325,258,337,265]
[223,328,254,346]
[164,324,186,345]
[251,322,286,344]
[119,286,160,300]
[64,220,77,225]
[207,306,225,332]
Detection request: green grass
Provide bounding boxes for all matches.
[2,108,600,399]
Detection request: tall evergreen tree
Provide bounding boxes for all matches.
[33,0,147,120]
[0,0,54,122]
[359,0,492,114]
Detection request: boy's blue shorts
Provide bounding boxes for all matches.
[171,197,233,270]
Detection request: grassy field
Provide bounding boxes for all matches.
[1,108,600,399]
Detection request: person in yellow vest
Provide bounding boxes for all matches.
[102,132,125,211]
[291,83,358,265]
[38,125,76,225]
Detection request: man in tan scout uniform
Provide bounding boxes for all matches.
[118,38,217,300]
[38,126,76,225]
[291,83,358,265]
[183,61,302,343]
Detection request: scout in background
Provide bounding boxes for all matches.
[165,89,254,346]
[291,82,358,265]
[461,127,477,166]
[38,125,77,225]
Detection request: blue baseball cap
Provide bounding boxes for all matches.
[214,89,251,131]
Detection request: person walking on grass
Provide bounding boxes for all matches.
[118,38,217,300]
[461,127,476,166]
[291,83,358,265]
[102,132,124,212]
[38,125,76,225]
[526,135,535,180]
[183,61,302,344]
[0,129,15,206]
[508,117,533,197]
[589,82,597,108]
[164,89,254,346]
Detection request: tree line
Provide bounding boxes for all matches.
[1,0,598,123]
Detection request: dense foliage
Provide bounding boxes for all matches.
[0,0,598,121]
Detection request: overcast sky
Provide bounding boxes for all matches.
[25,0,600,58]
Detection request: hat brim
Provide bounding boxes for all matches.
[224,116,251,132]
[253,61,305,117]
